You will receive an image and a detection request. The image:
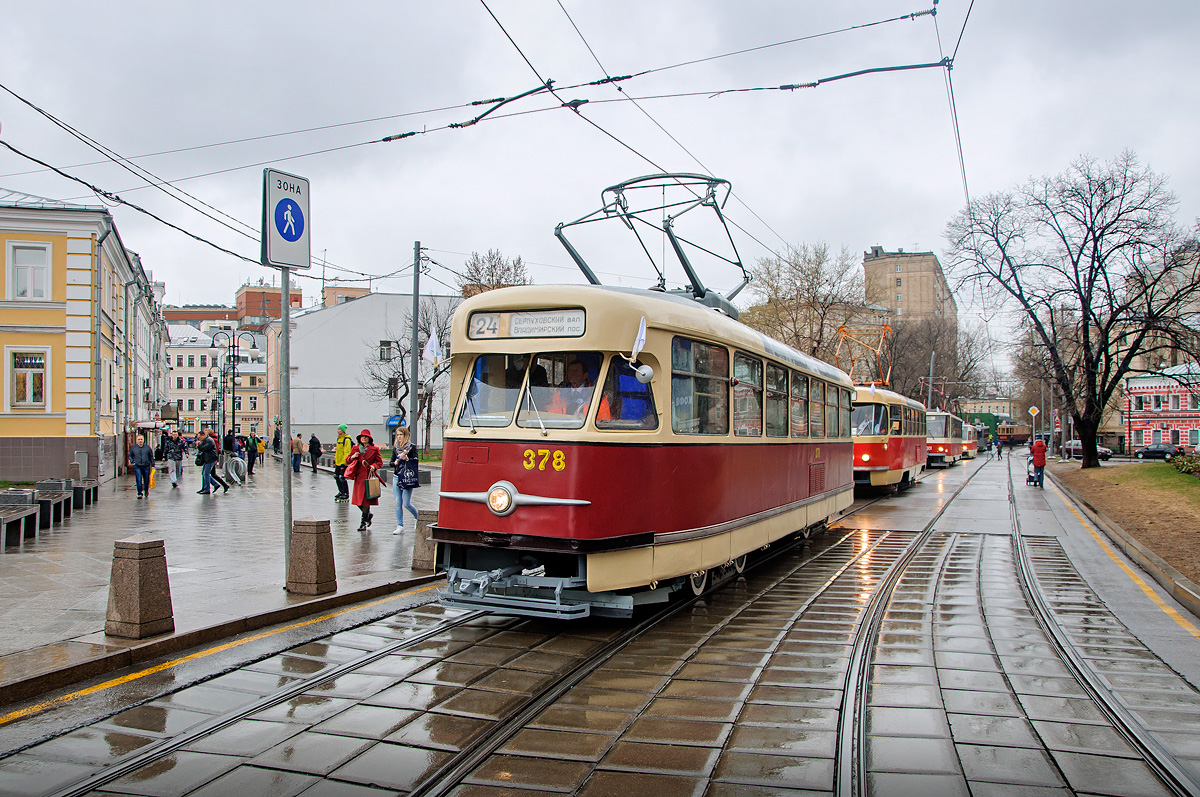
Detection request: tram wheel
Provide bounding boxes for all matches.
[688,569,709,596]
[732,554,747,574]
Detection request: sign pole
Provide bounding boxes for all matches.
[281,266,292,580]
[410,240,421,448]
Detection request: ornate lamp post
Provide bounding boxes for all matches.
[211,331,256,438]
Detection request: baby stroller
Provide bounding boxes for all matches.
[1025,455,1038,486]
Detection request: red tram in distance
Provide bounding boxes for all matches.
[926,409,965,467]
[851,386,927,489]
[962,423,979,459]
[434,285,856,619]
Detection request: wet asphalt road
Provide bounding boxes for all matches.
[1,456,1199,795]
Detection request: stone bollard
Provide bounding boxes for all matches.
[105,535,174,639]
[287,517,337,595]
[67,462,81,481]
[411,509,440,572]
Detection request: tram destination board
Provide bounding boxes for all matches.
[261,168,311,269]
[468,308,585,339]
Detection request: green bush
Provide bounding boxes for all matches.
[1171,454,1200,476]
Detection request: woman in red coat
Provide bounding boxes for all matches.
[344,428,383,530]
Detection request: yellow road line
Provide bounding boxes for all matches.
[1051,486,1200,639]
[0,583,442,727]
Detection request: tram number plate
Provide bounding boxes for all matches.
[523,449,566,471]
[469,312,500,339]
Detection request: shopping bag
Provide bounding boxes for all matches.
[365,473,381,500]
[149,468,156,489]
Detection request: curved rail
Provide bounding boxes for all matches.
[1006,458,1200,797]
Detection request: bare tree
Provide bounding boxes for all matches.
[358,298,458,442]
[457,249,532,296]
[886,316,987,405]
[945,151,1200,468]
[741,243,866,362]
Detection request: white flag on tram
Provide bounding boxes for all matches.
[422,328,442,365]
[632,316,647,359]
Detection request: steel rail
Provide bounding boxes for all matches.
[410,523,886,797]
[1006,458,1200,797]
[47,609,486,797]
[836,457,989,797]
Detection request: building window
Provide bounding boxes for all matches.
[249,376,257,387]
[1191,429,1199,447]
[234,423,242,434]
[200,399,207,412]
[1135,396,1145,411]
[249,395,258,411]
[1192,395,1199,410]
[379,340,393,361]
[1136,429,1145,446]
[176,377,183,390]
[896,293,902,302]
[896,278,902,287]
[1153,395,1162,411]
[200,354,208,367]
[234,395,242,411]
[175,355,183,367]
[187,355,195,367]
[11,352,46,407]
[187,399,195,411]
[7,242,51,300]
[1171,395,1180,411]
[187,377,195,389]
[1171,429,1180,445]
[896,264,902,272]
[176,399,183,410]
[1153,429,1161,445]
[200,377,207,389]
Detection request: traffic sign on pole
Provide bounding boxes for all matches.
[262,169,311,269]
[1028,406,1039,418]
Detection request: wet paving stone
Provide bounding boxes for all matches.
[500,728,613,761]
[247,654,338,678]
[621,716,731,747]
[601,653,683,676]
[385,711,495,751]
[597,740,720,776]
[870,664,937,685]
[1051,750,1175,797]
[868,682,942,708]
[712,750,834,790]
[934,651,1001,672]
[198,668,300,696]
[469,667,556,695]
[251,731,374,776]
[407,661,493,688]
[866,706,951,738]
[362,681,459,711]
[748,685,840,708]
[868,735,960,774]
[1005,674,1089,698]
[444,645,523,668]
[252,694,356,725]
[659,679,750,701]
[356,653,442,680]
[945,713,1040,748]
[186,764,318,797]
[286,642,373,662]
[940,689,1022,717]
[184,718,303,756]
[306,672,400,699]
[152,684,263,714]
[1029,720,1140,757]
[725,726,836,758]
[954,744,1064,787]
[432,687,526,720]
[464,754,592,790]
[312,704,419,739]
[23,726,158,766]
[0,753,104,794]
[866,771,970,796]
[644,696,744,722]
[935,668,1009,693]
[1018,695,1108,725]
[331,741,452,791]
[105,750,241,796]
[554,686,653,712]
[578,670,668,692]
[528,705,631,734]
[99,704,213,738]
[579,770,706,797]
[503,649,583,674]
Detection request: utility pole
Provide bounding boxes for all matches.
[280,270,292,580]
[410,241,421,447]
[926,351,936,408]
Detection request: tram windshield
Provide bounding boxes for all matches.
[927,414,948,438]
[852,403,888,436]
[596,357,658,430]
[517,351,601,429]
[458,353,525,427]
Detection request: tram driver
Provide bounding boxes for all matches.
[550,360,594,416]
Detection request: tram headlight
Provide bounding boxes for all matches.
[861,453,870,462]
[487,483,515,516]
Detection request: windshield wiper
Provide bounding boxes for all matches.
[524,389,548,437]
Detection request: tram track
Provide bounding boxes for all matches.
[1006,457,1200,797]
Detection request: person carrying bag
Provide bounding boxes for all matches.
[391,426,420,535]
[345,428,383,531]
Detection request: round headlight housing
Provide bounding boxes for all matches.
[487,484,514,516]
[861,453,871,462]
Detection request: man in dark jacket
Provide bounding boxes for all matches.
[308,433,322,474]
[223,429,236,457]
[163,429,188,489]
[129,433,155,499]
[272,428,281,454]
[247,431,259,475]
[198,429,229,494]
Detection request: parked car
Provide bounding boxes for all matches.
[1062,439,1113,460]
[1133,443,1186,460]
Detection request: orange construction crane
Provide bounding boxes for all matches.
[834,324,893,387]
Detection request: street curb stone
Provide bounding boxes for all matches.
[1049,470,1200,622]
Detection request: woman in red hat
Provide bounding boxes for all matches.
[344,428,383,531]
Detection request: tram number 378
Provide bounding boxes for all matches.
[523,449,567,471]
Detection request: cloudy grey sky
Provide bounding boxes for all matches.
[2,2,1197,318]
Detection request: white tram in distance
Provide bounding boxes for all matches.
[434,284,856,618]
[926,409,965,467]
[850,386,927,489]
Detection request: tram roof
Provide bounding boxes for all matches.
[454,284,852,386]
[853,385,927,410]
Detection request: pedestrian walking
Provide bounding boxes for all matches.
[129,433,155,499]
[391,426,420,535]
[995,438,1003,460]
[333,424,352,501]
[246,431,259,475]
[308,433,323,474]
[290,433,305,473]
[163,429,187,488]
[272,428,281,455]
[223,429,236,458]
[196,429,229,494]
[1031,437,1048,488]
[345,429,383,531]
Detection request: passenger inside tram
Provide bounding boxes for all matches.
[852,403,888,436]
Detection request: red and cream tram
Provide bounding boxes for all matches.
[434,285,856,618]
[851,386,927,489]
[962,423,979,459]
[926,409,965,467]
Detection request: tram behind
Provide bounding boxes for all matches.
[962,423,979,459]
[850,386,927,489]
[926,410,964,467]
[434,285,855,619]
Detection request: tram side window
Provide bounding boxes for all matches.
[671,337,729,435]
[518,351,601,429]
[790,373,809,437]
[810,380,825,438]
[765,363,788,437]
[458,354,521,427]
[825,386,840,438]
[839,389,852,438]
[596,356,658,430]
[733,353,764,436]
[890,405,902,435]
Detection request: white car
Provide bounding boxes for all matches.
[1062,439,1112,460]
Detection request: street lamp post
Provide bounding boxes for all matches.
[211,331,256,439]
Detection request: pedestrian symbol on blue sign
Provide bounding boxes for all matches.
[274,199,304,242]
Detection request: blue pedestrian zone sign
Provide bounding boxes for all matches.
[274,199,304,242]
